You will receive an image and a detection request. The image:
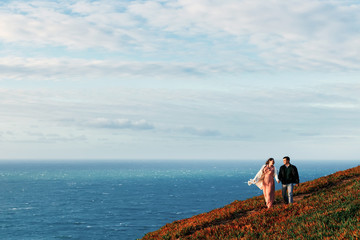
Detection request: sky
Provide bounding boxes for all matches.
[0,0,360,161]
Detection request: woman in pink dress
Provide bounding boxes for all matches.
[262,158,279,208]
[248,158,279,208]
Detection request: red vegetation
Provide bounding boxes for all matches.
[141,165,360,239]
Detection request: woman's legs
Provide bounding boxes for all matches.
[263,181,274,208]
[263,184,270,207]
[268,183,275,208]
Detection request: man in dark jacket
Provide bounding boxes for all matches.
[278,156,299,204]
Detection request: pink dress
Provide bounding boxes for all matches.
[262,165,276,208]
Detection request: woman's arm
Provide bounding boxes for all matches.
[248,165,265,185]
[274,166,279,183]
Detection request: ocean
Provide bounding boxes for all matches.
[0,160,358,240]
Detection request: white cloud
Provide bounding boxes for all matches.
[0,0,359,72]
[127,0,360,70]
[0,57,235,81]
[24,132,87,143]
[309,102,359,109]
[1,80,360,159]
[178,126,221,137]
[0,1,141,51]
[85,118,155,130]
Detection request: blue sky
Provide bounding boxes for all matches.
[1,0,359,161]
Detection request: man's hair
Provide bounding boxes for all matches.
[283,156,290,162]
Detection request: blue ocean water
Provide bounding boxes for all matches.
[0,160,358,240]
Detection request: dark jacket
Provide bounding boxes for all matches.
[278,164,299,184]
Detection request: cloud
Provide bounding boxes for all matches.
[0,129,87,143]
[0,1,143,51]
[178,126,221,137]
[1,0,359,72]
[128,0,360,70]
[1,77,360,159]
[1,80,360,148]
[85,118,155,130]
[28,133,87,143]
[0,57,232,81]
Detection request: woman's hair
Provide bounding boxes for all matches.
[266,158,274,165]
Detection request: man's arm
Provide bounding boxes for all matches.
[293,166,299,184]
[278,166,283,182]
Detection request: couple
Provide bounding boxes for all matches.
[248,156,299,208]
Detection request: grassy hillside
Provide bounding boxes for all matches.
[141,165,360,239]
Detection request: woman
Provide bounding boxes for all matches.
[248,158,279,208]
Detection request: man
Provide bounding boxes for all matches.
[278,156,299,204]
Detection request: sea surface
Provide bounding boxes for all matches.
[0,160,358,240]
